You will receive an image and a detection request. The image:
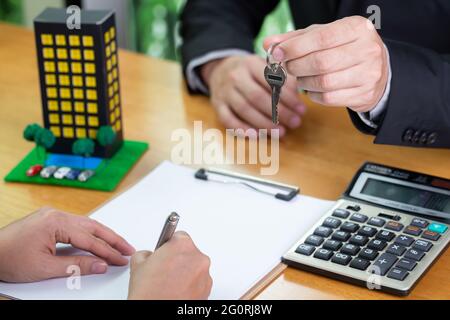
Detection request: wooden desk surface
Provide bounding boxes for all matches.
[0,24,449,300]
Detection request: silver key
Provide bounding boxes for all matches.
[265,43,287,125]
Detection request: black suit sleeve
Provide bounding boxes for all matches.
[180,0,279,89]
[349,39,450,149]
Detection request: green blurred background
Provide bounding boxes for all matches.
[0,0,293,61]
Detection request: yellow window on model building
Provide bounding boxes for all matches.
[49,113,59,124]
[72,76,83,87]
[69,35,80,46]
[76,128,87,138]
[88,116,99,127]
[74,101,85,113]
[87,102,98,114]
[82,35,94,47]
[62,114,73,125]
[86,89,97,100]
[75,115,86,126]
[44,61,55,72]
[55,34,66,46]
[42,47,54,59]
[61,101,72,112]
[63,127,74,138]
[45,74,56,86]
[73,88,84,100]
[41,34,53,46]
[50,126,61,137]
[72,62,82,74]
[48,100,58,111]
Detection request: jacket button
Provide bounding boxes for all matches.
[412,131,421,144]
[419,132,428,144]
[427,132,438,145]
[403,129,414,142]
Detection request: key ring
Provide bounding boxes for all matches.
[266,42,283,70]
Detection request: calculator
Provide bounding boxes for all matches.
[283,162,450,296]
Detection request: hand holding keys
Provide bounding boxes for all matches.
[265,43,287,125]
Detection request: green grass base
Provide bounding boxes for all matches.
[4,140,149,192]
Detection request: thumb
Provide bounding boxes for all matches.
[47,256,109,278]
[130,251,152,270]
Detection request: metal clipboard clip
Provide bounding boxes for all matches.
[194,168,300,201]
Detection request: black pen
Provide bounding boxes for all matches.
[155,212,180,250]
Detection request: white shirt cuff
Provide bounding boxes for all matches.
[357,45,392,129]
[186,49,252,94]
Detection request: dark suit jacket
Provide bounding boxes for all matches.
[180,0,450,148]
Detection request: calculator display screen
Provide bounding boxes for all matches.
[362,178,450,214]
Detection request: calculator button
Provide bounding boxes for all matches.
[386,244,407,256]
[367,239,387,251]
[349,234,369,246]
[323,239,342,251]
[305,235,324,246]
[359,248,379,261]
[422,230,441,241]
[376,230,395,242]
[331,252,352,265]
[314,226,333,238]
[395,235,415,247]
[314,248,333,261]
[385,221,404,232]
[410,218,429,229]
[387,268,409,281]
[358,226,378,237]
[341,243,360,256]
[412,239,433,252]
[350,213,368,223]
[371,253,398,276]
[295,244,316,256]
[428,223,448,234]
[396,258,417,271]
[332,209,350,219]
[404,225,422,236]
[332,230,351,242]
[323,217,342,229]
[350,258,371,271]
[368,217,386,227]
[404,248,426,261]
[340,222,360,233]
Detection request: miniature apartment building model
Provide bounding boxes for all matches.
[34,8,123,158]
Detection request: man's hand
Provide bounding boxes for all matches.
[264,16,389,113]
[128,231,212,300]
[201,55,307,137]
[0,207,135,283]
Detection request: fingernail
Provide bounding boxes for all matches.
[296,104,306,114]
[289,116,301,129]
[272,47,284,61]
[91,262,108,274]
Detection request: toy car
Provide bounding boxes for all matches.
[53,167,71,179]
[40,166,58,179]
[26,165,43,177]
[65,169,81,181]
[78,170,95,182]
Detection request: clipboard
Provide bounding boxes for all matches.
[195,168,300,201]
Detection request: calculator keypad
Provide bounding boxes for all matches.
[287,201,450,295]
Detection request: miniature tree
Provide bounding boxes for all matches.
[97,126,116,148]
[23,123,46,162]
[72,138,95,169]
[34,128,56,161]
[96,126,116,170]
